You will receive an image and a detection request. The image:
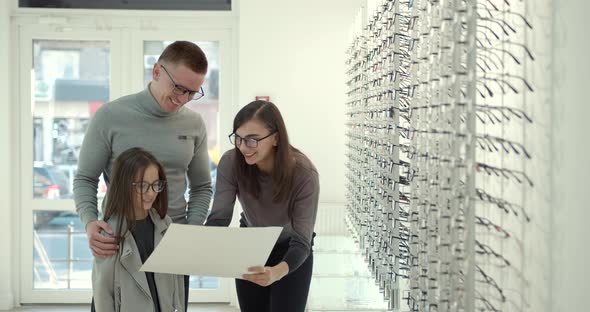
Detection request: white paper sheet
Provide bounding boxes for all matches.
[140,224,283,278]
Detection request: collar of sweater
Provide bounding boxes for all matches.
[139,83,181,118]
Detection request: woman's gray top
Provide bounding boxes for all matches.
[206,149,320,272]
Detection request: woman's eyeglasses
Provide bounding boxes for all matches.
[228,132,276,148]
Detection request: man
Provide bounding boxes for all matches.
[74,41,212,311]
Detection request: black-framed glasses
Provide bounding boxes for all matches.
[228,131,276,148]
[159,64,205,101]
[132,180,167,194]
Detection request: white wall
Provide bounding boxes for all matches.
[0,0,14,309]
[238,0,363,204]
[551,0,590,310]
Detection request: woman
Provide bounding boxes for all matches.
[206,100,320,312]
[92,147,184,312]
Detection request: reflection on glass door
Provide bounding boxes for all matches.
[143,40,220,290]
[32,40,110,289]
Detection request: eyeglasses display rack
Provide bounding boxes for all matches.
[345,0,535,311]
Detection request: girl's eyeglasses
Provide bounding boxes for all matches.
[132,180,167,193]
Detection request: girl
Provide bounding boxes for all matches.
[92,147,184,312]
[206,100,320,312]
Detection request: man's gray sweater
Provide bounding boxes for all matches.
[74,86,212,225]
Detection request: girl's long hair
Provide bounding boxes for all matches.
[103,147,168,242]
[232,100,300,203]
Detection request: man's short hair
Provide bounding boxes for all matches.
[158,41,208,75]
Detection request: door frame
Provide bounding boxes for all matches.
[14,11,237,304]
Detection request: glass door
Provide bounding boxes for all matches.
[18,22,234,304]
[18,26,121,302]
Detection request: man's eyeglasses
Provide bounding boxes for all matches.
[159,64,205,101]
[228,132,276,148]
[132,180,167,194]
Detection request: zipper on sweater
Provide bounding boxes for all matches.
[115,286,121,312]
[173,276,178,312]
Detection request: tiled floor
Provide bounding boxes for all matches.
[308,235,389,311]
[8,235,390,312]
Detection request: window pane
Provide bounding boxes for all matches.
[32,40,110,200]
[144,40,220,290]
[33,210,93,289]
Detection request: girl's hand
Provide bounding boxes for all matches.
[241,261,289,287]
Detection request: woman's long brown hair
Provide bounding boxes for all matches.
[103,147,168,243]
[232,100,300,203]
